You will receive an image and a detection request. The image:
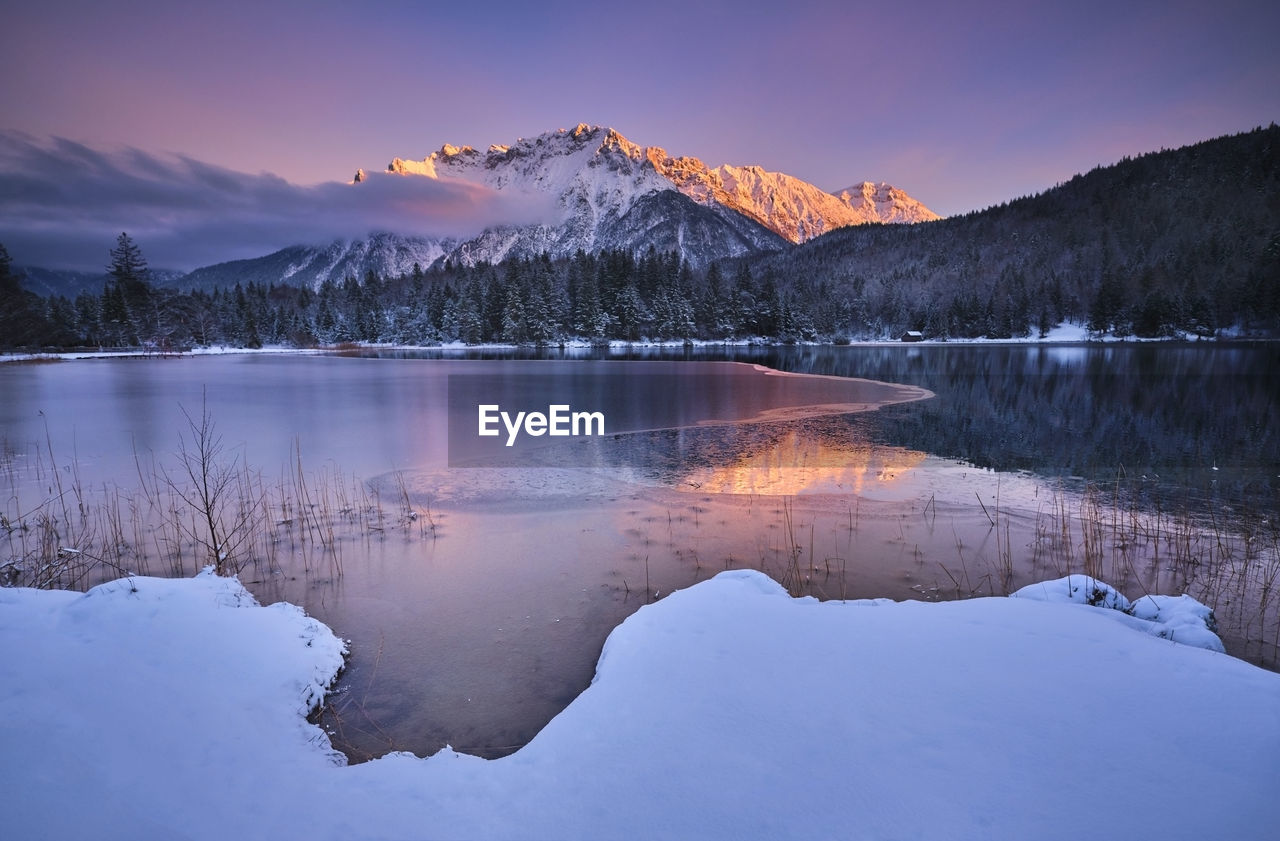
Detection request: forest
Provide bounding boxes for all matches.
[3,126,1278,350]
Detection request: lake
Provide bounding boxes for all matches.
[2,343,1276,761]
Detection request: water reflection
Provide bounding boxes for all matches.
[365,343,1279,510]
[4,347,1277,765]
[675,427,928,497]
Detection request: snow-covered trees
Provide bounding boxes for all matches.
[10,122,1280,352]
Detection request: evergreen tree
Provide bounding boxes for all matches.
[0,243,55,347]
[526,255,559,343]
[100,277,132,345]
[501,274,528,343]
[697,263,725,337]
[1088,268,1125,334]
[74,291,102,345]
[731,264,757,336]
[449,279,484,343]
[108,232,148,289]
[105,232,155,345]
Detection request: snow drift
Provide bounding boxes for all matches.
[1,569,1275,840]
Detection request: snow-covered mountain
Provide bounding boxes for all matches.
[161,125,938,292]
[381,125,785,267]
[176,233,452,291]
[18,266,187,297]
[385,124,939,248]
[649,155,939,242]
[830,182,941,226]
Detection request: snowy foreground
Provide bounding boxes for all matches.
[2,571,1277,841]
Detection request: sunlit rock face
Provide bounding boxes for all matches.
[377,124,939,264]
[194,126,941,289]
[649,154,940,243]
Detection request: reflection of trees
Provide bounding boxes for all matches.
[376,344,1278,506]
[758,344,1278,506]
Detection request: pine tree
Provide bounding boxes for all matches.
[731,264,757,336]
[1,243,54,347]
[501,278,528,343]
[100,277,132,345]
[106,232,154,345]
[697,263,724,337]
[108,232,148,287]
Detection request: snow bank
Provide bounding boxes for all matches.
[2,570,1276,840]
[0,570,348,840]
[1012,574,1226,652]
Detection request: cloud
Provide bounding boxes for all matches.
[0,132,549,271]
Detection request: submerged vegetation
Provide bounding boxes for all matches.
[2,384,1277,763]
[742,475,1280,667]
[4,414,1276,674]
[0,419,434,592]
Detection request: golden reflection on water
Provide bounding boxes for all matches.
[677,428,928,496]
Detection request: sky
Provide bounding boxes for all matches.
[1,0,1277,271]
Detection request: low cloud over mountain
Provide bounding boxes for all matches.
[0,131,547,271]
[1,125,936,276]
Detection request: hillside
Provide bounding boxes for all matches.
[758,125,1280,337]
[6,127,1278,348]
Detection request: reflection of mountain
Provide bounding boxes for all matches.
[591,415,931,495]
[361,344,1279,507]
[437,390,929,492]
[677,429,927,496]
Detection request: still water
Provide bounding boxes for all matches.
[364,342,1278,505]
[1,344,1276,761]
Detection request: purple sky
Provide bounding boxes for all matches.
[2,0,1277,270]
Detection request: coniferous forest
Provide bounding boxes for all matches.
[3,126,1279,350]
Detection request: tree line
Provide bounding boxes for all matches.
[752,124,1280,339]
[3,126,1279,350]
[1,240,836,349]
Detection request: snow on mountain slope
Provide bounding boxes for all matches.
[385,124,940,247]
[652,155,852,242]
[831,181,942,226]
[179,233,452,291]
[384,125,784,266]
[286,233,453,286]
[391,126,668,209]
[171,126,936,290]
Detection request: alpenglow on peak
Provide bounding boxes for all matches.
[377,125,940,244]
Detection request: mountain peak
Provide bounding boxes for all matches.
[385,125,650,182]
[598,127,643,158]
[647,153,940,241]
[376,124,938,247]
[831,182,941,225]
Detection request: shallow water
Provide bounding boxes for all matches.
[2,346,1276,761]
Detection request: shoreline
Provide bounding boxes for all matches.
[5,330,1274,363]
[3,327,1277,364]
[3,567,1275,840]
